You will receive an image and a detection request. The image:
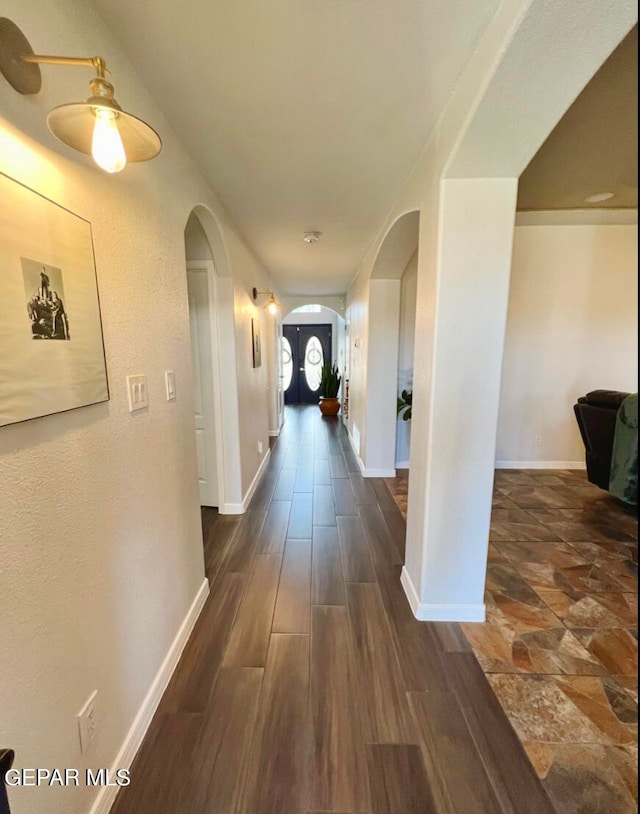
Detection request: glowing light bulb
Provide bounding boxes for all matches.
[92,108,126,173]
[267,300,278,316]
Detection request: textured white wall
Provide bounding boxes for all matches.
[231,251,272,497]
[0,3,271,813]
[496,219,639,466]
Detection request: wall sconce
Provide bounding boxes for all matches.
[0,17,161,173]
[252,288,281,316]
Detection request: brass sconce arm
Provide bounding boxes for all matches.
[252,287,281,315]
[21,54,110,79]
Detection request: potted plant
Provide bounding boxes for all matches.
[397,389,412,421]
[319,362,342,416]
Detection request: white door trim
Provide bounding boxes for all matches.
[187,260,225,509]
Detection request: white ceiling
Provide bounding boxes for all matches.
[93,0,501,295]
[518,26,637,211]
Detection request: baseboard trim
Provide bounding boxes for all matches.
[221,448,272,514]
[268,429,280,437]
[400,567,486,623]
[400,566,421,616]
[221,502,244,514]
[346,430,366,475]
[89,578,210,814]
[242,447,271,509]
[495,460,586,470]
[415,602,486,622]
[345,428,395,478]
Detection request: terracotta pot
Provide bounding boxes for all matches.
[319,397,341,417]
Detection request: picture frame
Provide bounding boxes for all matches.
[251,317,262,368]
[0,172,109,427]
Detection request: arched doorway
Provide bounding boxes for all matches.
[363,210,420,480]
[281,303,345,404]
[183,207,244,514]
[280,304,347,412]
[184,212,223,508]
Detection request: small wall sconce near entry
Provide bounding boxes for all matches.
[252,288,281,316]
[0,17,162,173]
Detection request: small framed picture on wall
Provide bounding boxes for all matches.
[251,317,261,368]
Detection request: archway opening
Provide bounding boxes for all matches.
[184,210,223,516]
[365,210,420,477]
[362,210,420,565]
[275,304,346,431]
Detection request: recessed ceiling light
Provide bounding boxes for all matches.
[303,231,322,244]
[584,192,615,203]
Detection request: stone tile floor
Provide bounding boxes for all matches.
[384,468,638,813]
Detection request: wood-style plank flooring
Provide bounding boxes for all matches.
[112,406,555,814]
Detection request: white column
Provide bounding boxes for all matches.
[402,177,518,621]
[363,278,401,477]
[265,314,281,436]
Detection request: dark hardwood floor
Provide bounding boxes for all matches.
[111,405,555,814]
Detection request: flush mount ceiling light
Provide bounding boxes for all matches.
[0,17,161,173]
[303,231,322,244]
[584,192,615,203]
[252,288,281,316]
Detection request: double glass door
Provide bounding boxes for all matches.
[282,324,331,404]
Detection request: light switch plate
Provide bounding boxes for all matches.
[165,370,176,401]
[126,374,148,413]
[77,690,98,755]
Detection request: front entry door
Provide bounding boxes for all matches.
[282,324,332,404]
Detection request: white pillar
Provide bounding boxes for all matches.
[363,278,401,476]
[402,177,518,621]
[265,314,281,436]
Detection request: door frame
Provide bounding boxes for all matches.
[186,260,225,509]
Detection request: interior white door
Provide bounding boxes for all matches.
[187,268,219,507]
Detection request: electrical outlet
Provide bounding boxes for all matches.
[534,435,542,447]
[257,440,264,455]
[77,691,98,755]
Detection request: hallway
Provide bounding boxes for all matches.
[111,405,554,814]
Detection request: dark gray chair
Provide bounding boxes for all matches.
[574,390,629,490]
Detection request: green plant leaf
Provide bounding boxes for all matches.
[397,388,413,419]
[319,362,341,398]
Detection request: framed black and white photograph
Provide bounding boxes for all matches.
[0,173,109,427]
[251,317,261,368]
[23,260,71,341]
